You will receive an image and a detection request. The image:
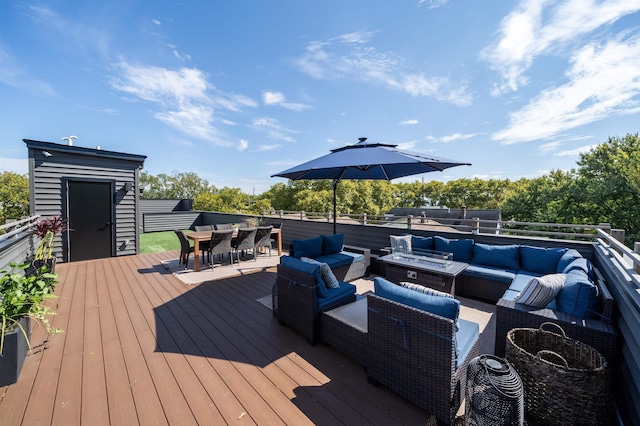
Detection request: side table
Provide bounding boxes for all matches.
[321,297,368,366]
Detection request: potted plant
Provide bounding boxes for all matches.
[29,215,68,275]
[0,262,61,386]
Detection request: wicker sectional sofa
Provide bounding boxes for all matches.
[392,234,617,363]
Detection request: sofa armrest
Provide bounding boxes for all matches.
[495,298,617,364]
[343,244,371,269]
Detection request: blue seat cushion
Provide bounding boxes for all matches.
[280,255,328,298]
[317,281,356,311]
[520,246,567,274]
[556,270,599,318]
[501,289,521,301]
[556,249,583,272]
[322,234,344,255]
[455,319,480,369]
[292,236,323,259]
[472,243,520,270]
[462,265,516,285]
[411,235,433,251]
[434,236,474,262]
[315,252,360,269]
[509,273,542,292]
[374,277,460,322]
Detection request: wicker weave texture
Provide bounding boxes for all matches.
[276,265,320,344]
[505,324,612,425]
[321,312,367,366]
[385,263,453,294]
[456,274,508,303]
[365,293,478,424]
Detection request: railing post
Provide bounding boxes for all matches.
[327,212,332,223]
[300,211,304,221]
[407,215,413,230]
[634,242,640,274]
[421,212,426,224]
[362,213,367,225]
[611,229,625,244]
[472,217,480,234]
[279,210,283,218]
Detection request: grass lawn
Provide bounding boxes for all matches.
[140,230,191,254]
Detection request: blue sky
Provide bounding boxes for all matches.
[2,1,640,194]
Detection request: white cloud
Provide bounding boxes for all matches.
[418,0,450,9]
[493,34,640,143]
[256,144,282,152]
[251,117,298,142]
[110,60,257,144]
[427,132,478,143]
[238,139,248,151]
[333,30,376,44]
[152,19,162,26]
[293,33,472,107]
[399,119,419,125]
[397,140,419,150]
[538,141,561,155]
[555,144,597,156]
[262,90,311,111]
[482,0,640,94]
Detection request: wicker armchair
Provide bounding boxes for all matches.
[366,292,479,425]
[275,263,356,345]
[495,270,617,364]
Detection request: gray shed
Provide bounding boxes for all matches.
[24,139,146,262]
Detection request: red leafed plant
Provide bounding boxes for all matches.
[31,216,68,262]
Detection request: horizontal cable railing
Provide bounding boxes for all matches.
[0,215,39,239]
[261,210,613,242]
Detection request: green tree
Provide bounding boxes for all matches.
[575,134,640,245]
[0,172,29,222]
[140,171,214,199]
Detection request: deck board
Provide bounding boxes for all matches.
[0,251,440,425]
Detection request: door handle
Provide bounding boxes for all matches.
[99,222,113,231]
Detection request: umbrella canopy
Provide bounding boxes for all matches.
[272,138,471,233]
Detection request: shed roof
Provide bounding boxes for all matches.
[24,139,147,164]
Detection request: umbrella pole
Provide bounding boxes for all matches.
[332,179,338,235]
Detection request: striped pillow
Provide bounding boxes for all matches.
[300,257,340,289]
[399,282,453,298]
[516,274,567,308]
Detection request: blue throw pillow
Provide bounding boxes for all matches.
[434,236,474,262]
[374,277,460,322]
[472,243,520,270]
[322,234,344,255]
[556,249,583,272]
[411,235,433,252]
[280,255,328,298]
[292,235,323,259]
[519,246,567,274]
[556,270,598,318]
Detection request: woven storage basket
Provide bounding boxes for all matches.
[505,322,612,425]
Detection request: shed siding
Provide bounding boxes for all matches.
[26,140,145,262]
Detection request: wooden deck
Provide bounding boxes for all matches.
[0,251,440,425]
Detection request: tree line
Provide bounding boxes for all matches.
[2,134,638,245]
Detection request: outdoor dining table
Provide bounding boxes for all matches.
[186,227,282,272]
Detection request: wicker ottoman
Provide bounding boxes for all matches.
[321,297,368,365]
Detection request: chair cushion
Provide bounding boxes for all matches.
[561,257,595,280]
[390,235,412,254]
[411,235,433,252]
[463,265,516,285]
[317,281,357,311]
[280,255,328,298]
[374,277,460,323]
[434,236,474,262]
[301,257,340,289]
[472,243,520,270]
[516,273,567,308]
[556,270,599,318]
[455,319,480,369]
[519,246,567,274]
[292,235,323,259]
[322,234,344,255]
[556,249,583,272]
[315,252,355,269]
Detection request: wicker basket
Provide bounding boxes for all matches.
[505,322,612,425]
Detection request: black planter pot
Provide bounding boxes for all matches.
[25,257,56,277]
[0,317,30,387]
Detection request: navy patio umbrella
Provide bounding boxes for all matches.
[272,138,471,234]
